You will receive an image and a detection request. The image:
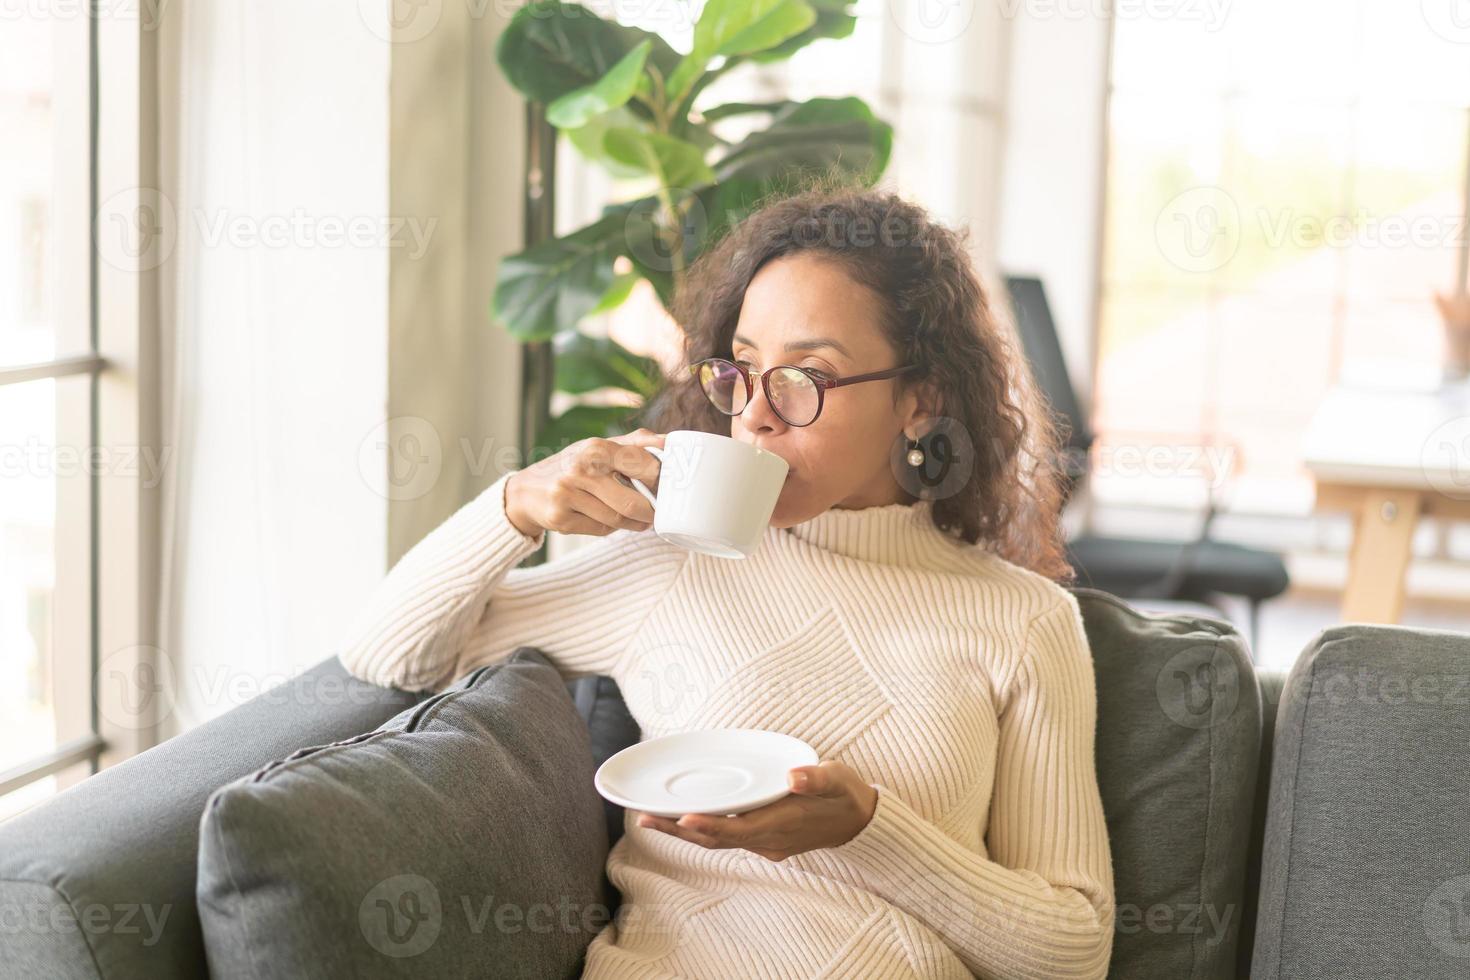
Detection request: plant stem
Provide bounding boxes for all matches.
[644,63,669,133]
[655,181,686,296]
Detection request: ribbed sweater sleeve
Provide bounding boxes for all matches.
[461,503,692,687]
[822,595,1115,980]
[335,471,548,692]
[337,469,691,694]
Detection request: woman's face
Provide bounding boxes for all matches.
[726,251,930,527]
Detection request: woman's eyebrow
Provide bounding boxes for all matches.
[732,333,852,360]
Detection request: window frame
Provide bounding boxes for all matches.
[0,6,162,808]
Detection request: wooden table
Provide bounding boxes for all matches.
[1303,380,1470,623]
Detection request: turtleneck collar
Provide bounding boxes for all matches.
[778,496,967,568]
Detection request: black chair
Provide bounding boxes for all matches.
[1003,275,1289,654]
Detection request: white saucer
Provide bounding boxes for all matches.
[594,728,819,818]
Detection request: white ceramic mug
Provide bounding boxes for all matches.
[621,430,789,559]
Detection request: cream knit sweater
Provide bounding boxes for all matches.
[339,470,1116,980]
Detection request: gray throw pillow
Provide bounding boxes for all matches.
[196,648,612,979]
[1074,587,1262,980]
[567,673,641,852]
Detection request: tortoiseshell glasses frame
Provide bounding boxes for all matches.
[689,356,919,427]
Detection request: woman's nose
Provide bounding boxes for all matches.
[738,372,788,436]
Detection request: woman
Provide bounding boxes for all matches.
[340,183,1115,979]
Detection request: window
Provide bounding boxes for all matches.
[1096,0,1469,516]
[0,6,104,820]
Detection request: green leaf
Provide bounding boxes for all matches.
[553,330,663,397]
[700,99,800,123]
[748,5,856,64]
[627,251,675,310]
[546,39,652,129]
[604,128,717,189]
[496,2,680,108]
[565,105,648,178]
[717,0,816,58]
[679,121,725,153]
[668,51,759,138]
[570,112,719,180]
[695,176,777,246]
[541,404,640,448]
[664,0,790,103]
[713,96,892,185]
[491,212,625,341]
[589,269,641,314]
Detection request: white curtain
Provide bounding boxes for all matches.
[155,0,392,737]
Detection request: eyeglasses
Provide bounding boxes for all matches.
[689,356,919,427]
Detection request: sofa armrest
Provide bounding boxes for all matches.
[0,656,426,980]
[1251,625,1470,978]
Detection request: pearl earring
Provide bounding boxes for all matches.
[906,436,925,467]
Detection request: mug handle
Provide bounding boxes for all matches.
[621,445,663,508]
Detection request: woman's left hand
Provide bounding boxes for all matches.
[633,760,878,862]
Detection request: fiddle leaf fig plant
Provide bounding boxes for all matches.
[492,0,891,449]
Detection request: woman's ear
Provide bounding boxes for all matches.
[906,380,943,433]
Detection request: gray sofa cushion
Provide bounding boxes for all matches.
[568,673,641,851]
[568,674,642,914]
[1238,669,1287,978]
[1251,624,1470,979]
[1073,587,1262,980]
[196,648,611,980]
[0,656,424,980]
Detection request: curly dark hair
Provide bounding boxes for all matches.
[640,175,1075,583]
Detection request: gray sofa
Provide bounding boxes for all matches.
[2,587,1467,979]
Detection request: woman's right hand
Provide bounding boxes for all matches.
[504,428,665,538]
